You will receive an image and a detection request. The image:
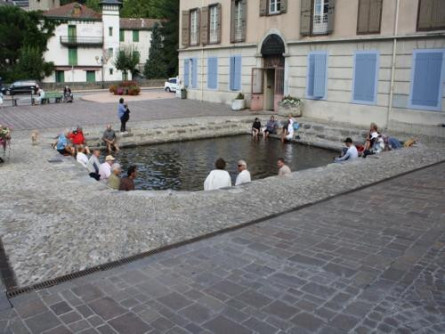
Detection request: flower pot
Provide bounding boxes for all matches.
[278,104,302,117]
[231,99,245,111]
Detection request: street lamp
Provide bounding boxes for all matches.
[95,55,109,89]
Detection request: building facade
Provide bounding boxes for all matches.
[179,0,445,131]
[42,0,159,85]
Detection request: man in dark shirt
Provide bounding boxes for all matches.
[102,124,119,154]
[119,165,137,191]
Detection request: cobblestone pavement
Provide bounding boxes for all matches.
[0,162,444,333]
[0,91,236,131]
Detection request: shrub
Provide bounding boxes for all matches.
[112,82,140,96]
[279,95,302,108]
[235,92,244,100]
[109,85,117,94]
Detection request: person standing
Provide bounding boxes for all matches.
[119,165,137,191]
[235,160,251,185]
[118,98,128,132]
[204,158,232,190]
[277,158,291,176]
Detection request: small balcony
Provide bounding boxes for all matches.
[60,36,103,47]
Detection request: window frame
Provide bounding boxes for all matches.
[133,30,139,42]
[269,0,281,15]
[312,0,329,35]
[208,4,219,44]
[119,29,124,42]
[234,0,244,42]
[408,49,445,111]
[417,0,445,32]
[356,0,383,35]
[351,51,380,105]
[108,27,113,37]
[306,51,328,100]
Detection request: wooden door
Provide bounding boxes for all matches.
[250,68,264,111]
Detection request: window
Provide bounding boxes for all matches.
[184,59,190,87]
[107,48,113,58]
[133,51,140,61]
[300,0,335,35]
[190,9,199,46]
[229,56,242,91]
[352,52,379,105]
[417,0,445,31]
[55,71,65,83]
[409,49,444,111]
[133,30,139,42]
[68,25,76,43]
[68,47,77,66]
[209,5,219,43]
[108,27,113,37]
[109,68,113,75]
[232,0,246,42]
[269,0,281,14]
[86,70,96,83]
[306,52,328,99]
[259,0,287,16]
[357,0,383,34]
[207,57,218,89]
[120,30,124,42]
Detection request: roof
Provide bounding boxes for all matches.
[119,18,162,30]
[43,2,101,20]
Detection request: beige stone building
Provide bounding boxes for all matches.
[179,0,445,132]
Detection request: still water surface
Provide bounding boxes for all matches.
[117,135,335,191]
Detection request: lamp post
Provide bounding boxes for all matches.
[95,55,108,89]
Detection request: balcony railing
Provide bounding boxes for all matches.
[60,36,103,47]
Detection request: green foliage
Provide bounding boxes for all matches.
[143,23,167,79]
[16,46,54,81]
[121,0,162,18]
[0,6,55,81]
[157,0,179,77]
[114,47,140,78]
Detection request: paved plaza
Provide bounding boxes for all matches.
[0,92,444,333]
[0,163,444,333]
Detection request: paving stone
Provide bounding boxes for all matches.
[42,325,72,334]
[60,310,82,324]
[76,305,94,318]
[14,298,48,319]
[290,312,324,331]
[157,292,193,311]
[25,311,61,333]
[179,303,212,324]
[72,285,104,302]
[262,301,298,320]
[210,280,245,297]
[237,290,273,308]
[301,282,336,299]
[243,317,279,334]
[108,313,151,334]
[203,315,252,334]
[150,316,175,332]
[68,319,91,332]
[88,297,126,321]
[96,324,117,334]
[50,301,73,316]
[288,254,325,267]
[323,263,356,278]
[329,314,360,331]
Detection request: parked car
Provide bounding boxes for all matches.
[5,80,39,96]
[164,78,178,92]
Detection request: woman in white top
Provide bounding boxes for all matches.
[281,115,295,143]
[76,145,89,167]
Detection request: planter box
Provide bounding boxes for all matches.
[232,99,245,111]
[278,104,302,117]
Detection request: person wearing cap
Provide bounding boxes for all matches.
[107,163,122,190]
[335,137,358,162]
[99,155,115,181]
[204,158,232,190]
[235,160,251,185]
[277,158,291,176]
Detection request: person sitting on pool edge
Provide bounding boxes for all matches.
[281,114,295,143]
[102,124,120,154]
[251,118,262,139]
[52,130,74,156]
[334,137,358,163]
[119,165,137,191]
[204,158,232,191]
[235,160,251,186]
[263,116,278,139]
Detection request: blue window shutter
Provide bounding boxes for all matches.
[229,57,235,90]
[307,54,315,97]
[353,52,378,104]
[313,53,327,98]
[234,56,242,90]
[411,51,443,108]
[191,58,198,88]
[207,57,218,89]
[184,59,190,88]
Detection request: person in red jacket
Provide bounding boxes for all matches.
[68,126,90,154]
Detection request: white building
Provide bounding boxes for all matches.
[42,0,160,85]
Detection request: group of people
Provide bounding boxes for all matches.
[252,115,298,143]
[32,85,73,105]
[52,124,136,191]
[204,157,292,191]
[334,122,413,163]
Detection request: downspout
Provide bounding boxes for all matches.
[201,0,204,102]
[387,0,400,130]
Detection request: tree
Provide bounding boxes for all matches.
[0,6,55,81]
[114,47,140,80]
[157,0,179,77]
[16,46,54,81]
[144,23,167,79]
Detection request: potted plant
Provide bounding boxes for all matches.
[278,95,303,117]
[231,92,245,111]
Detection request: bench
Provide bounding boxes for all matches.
[32,92,63,105]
